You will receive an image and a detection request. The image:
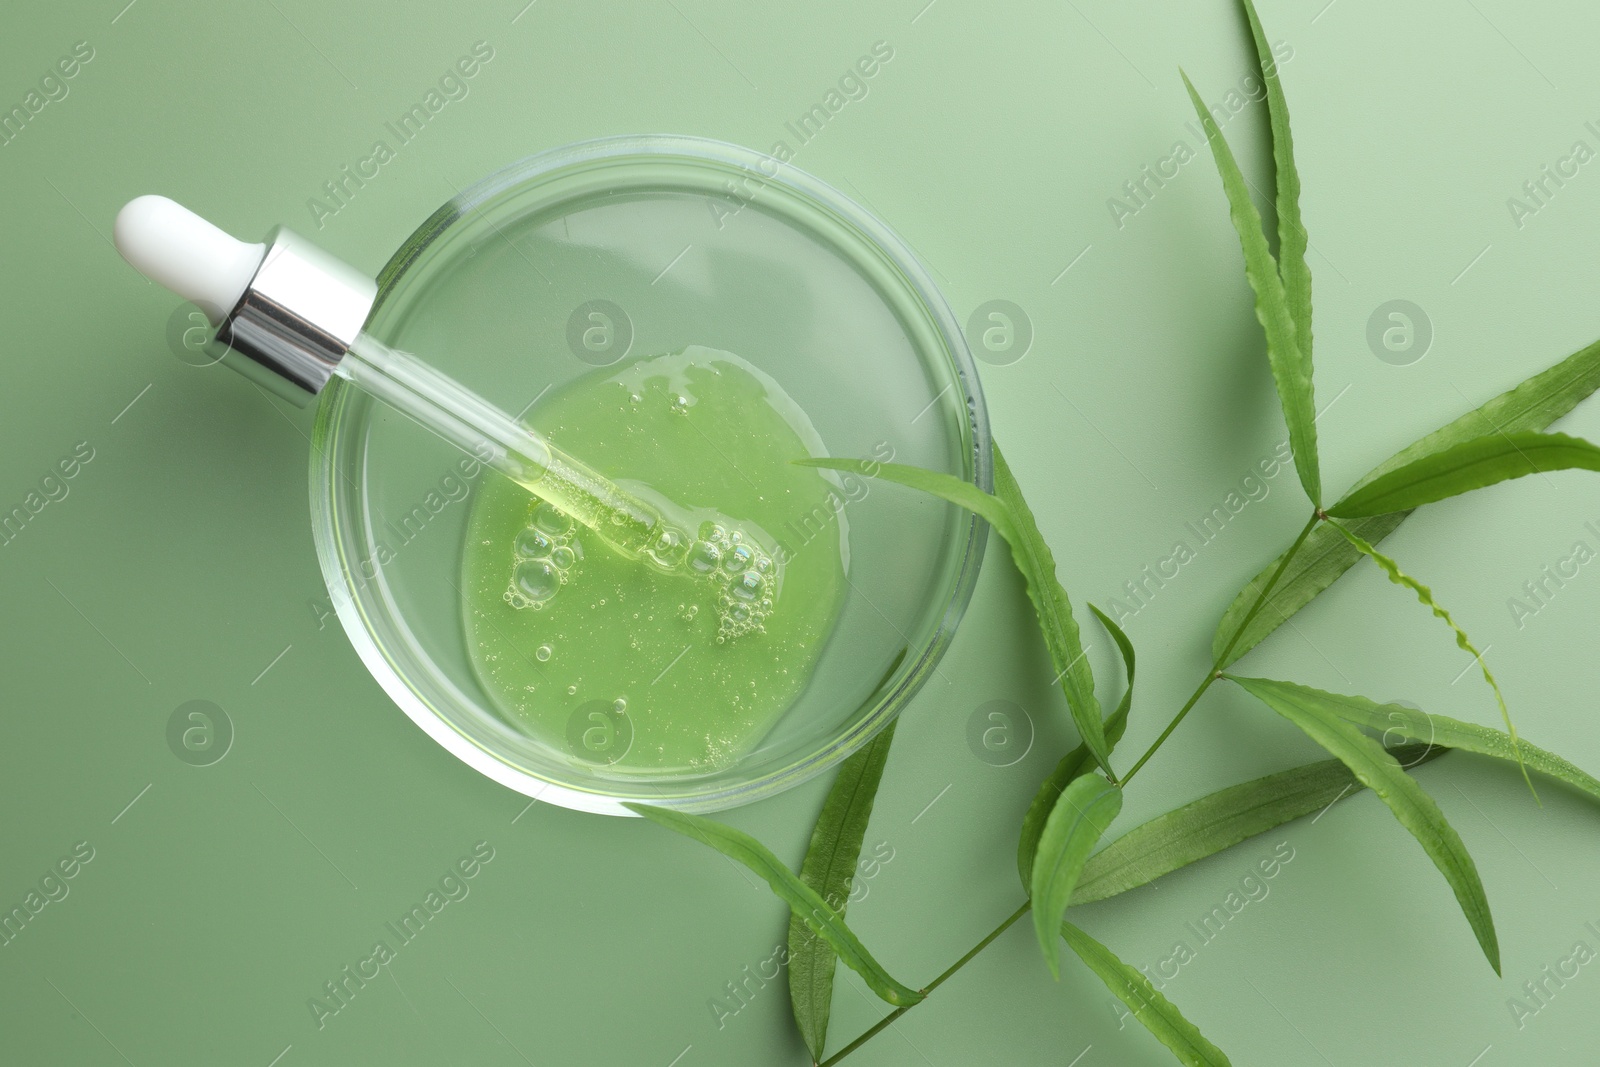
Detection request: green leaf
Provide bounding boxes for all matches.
[991,445,1112,777]
[796,459,1013,532]
[1239,0,1312,376]
[1295,688,1600,804]
[1018,605,1135,890]
[799,447,1112,778]
[1059,922,1233,1066]
[1227,676,1500,973]
[1073,744,1442,905]
[1183,68,1320,506]
[1330,431,1600,517]
[1327,518,1533,796]
[1212,512,1407,668]
[1350,335,1600,493]
[787,720,898,1062]
[1031,774,1123,979]
[1214,335,1600,666]
[625,804,924,1006]
[1088,603,1138,727]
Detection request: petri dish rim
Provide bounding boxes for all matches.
[310,134,992,814]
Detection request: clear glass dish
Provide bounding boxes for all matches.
[309,135,990,814]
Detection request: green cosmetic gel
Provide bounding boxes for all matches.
[461,346,848,772]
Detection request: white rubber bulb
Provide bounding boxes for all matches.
[114,195,266,324]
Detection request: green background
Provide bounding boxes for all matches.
[4,1,1600,1064]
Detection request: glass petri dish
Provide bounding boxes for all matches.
[310,135,989,814]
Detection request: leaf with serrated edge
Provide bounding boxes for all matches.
[1018,605,1134,890]
[991,445,1111,776]
[1300,688,1600,804]
[1074,744,1441,905]
[787,719,898,1062]
[1031,774,1122,979]
[787,716,902,1062]
[1330,431,1600,517]
[1227,676,1500,973]
[1353,337,1600,493]
[1327,519,1532,795]
[1060,921,1234,1066]
[1183,69,1320,505]
[1240,0,1312,373]
[799,448,1112,777]
[626,804,924,1006]
[1215,335,1600,666]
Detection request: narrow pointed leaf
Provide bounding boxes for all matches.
[1350,336,1600,493]
[788,719,898,1062]
[1297,688,1600,804]
[1227,676,1500,973]
[1088,603,1138,725]
[1031,774,1122,978]
[799,447,1112,777]
[1059,921,1233,1066]
[1215,335,1600,666]
[626,804,924,1006]
[1240,0,1312,371]
[1328,518,1532,795]
[1074,744,1441,905]
[992,444,1111,776]
[1019,605,1135,889]
[1331,431,1600,517]
[1183,69,1320,505]
[796,458,1013,534]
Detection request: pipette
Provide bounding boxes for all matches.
[113,196,778,623]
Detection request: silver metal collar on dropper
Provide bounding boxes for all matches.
[114,195,376,406]
[217,227,377,403]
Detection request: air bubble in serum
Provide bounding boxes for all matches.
[516,528,552,559]
[505,498,586,609]
[515,560,560,603]
[534,501,573,537]
[502,425,782,640]
[686,540,722,574]
[731,570,763,601]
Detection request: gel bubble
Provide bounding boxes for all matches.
[515,527,553,559]
[505,498,586,609]
[686,540,722,574]
[504,481,781,642]
[514,559,560,603]
[533,501,573,537]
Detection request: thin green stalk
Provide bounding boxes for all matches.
[1119,671,1224,787]
[1215,512,1321,668]
[823,512,1316,1061]
[1121,511,1320,785]
[817,902,1031,1067]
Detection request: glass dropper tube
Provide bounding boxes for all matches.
[110,195,735,584]
[337,334,689,570]
[113,194,784,637]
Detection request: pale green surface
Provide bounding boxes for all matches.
[5,2,1600,1065]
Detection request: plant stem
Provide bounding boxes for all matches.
[1118,667,1222,786]
[1120,510,1320,785]
[818,512,1321,1064]
[817,901,1031,1067]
